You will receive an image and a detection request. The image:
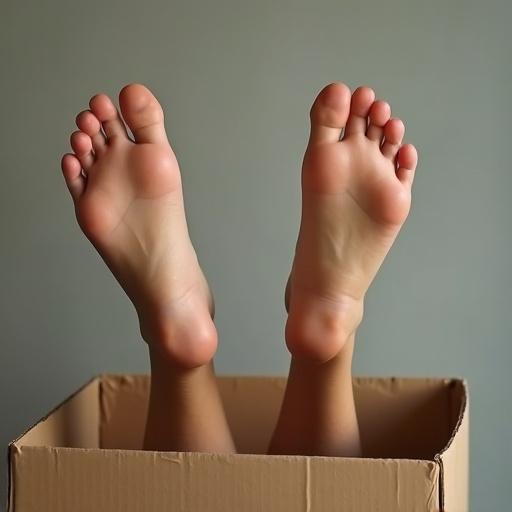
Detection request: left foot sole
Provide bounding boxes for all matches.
[61,84,217,368]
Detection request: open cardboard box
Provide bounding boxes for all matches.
[7,375,469,511]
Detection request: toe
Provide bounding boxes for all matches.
[343,87,376,138]
[89,94,129,141]
[308,82,351,145]
[61,153,85,202]
[76,110,106,154]
[119,83,169,145]
[70,131,94,170]
[366,100,391,142]
[396,144,418,188]
[381,118,405,159]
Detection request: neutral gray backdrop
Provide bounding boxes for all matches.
[1,0,510,509]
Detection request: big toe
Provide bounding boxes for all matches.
[308,82,351,145]
[119,84,168,145]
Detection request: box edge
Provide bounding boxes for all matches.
[6,375,103,511]
[6,442,15,512]
[435,378,469,511]
[10,375,101,449]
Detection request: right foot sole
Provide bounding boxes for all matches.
[286,83,418,362]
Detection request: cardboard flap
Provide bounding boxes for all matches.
[10,446,439,512]
[10,447,307,512]
[354,377,457,459]
[218,376,288,454]
[99,375,289,453]
[8,375,468,512]
[437,380,469,511]
[12,377,100,449]
[98,375,462,460]
[310,457,439,512]
[100,374,150,450]
[8,377,100,512]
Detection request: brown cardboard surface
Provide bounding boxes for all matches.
[437,380,470,512]
[99,375,288,453]
[98,375,461,458]
[10,447,440,512]
[8,377,100,512]
[8,375,469,511]
[12,377,100,449]
[99,374,149,450]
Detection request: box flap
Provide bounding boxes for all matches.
[217,376,288,454]
[310,457,439,511]
[8,376,100,511]
[436,380,469,511]
[8,375,467,511]
[99,375,288,453]
[12,377,100,449]
[354,377,458,459]
[7,443,14,512]
[100,374,149,450]
[98,375,460,460]
[9,446,439,512]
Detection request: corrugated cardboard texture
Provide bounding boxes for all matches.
[13,377,99,449]
[9,375,468,511]
[99,375,288,453]
[99,375,149,450]
[438,380,470,511]
[218,377,288,454]
[308,457,439,511]
[99,375,459,459]
[354,377,456,459]
[8,377,100,511]
[10,447,439,512]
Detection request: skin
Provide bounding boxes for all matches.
[61,82,417,457]
[270,83,418,455]
[62,84,234,453]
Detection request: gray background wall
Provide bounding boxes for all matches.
[1,0,510,509]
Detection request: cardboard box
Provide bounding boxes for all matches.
[7,375,469,511]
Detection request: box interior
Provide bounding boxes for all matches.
[13,375,465,461]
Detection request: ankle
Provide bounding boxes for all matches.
[285,292,363,362]
[139,302,218,369]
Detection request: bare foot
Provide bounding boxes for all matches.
[61,84,216,368]
[285,83,418,362]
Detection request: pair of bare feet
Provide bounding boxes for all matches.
[61,83,417,456]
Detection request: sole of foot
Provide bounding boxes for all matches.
[285,83,418,362]
[61,84,217,369]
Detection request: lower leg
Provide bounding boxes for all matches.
[144,351,235,452]
[61,84,235,453]
[269,83,418,457]
[268,335,360,456]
